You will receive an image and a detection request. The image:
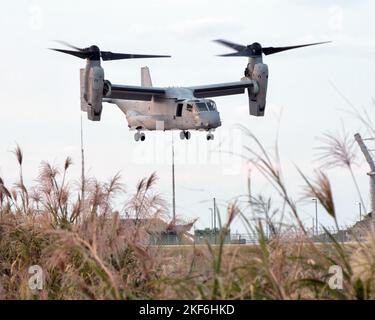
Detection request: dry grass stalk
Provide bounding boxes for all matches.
[1,135,375,300]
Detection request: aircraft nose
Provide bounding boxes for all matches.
[210,111,221,127]
[213,112,221,127]
[198,111,221,128]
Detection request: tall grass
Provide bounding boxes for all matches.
[0,148,168,299]
[1,131,375,300]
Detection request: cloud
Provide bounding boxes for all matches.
[126,17,242,41]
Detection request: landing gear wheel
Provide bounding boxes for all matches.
[134,132,145,142]
[134,132,140,142]
[180,131,191,140]
[206,133,214,141]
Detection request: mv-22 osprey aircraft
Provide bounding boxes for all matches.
[51,40,329,141]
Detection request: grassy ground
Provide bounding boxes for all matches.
[1,188,375,300]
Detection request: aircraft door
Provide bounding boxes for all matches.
[173,101,196,130]
[176,103,183,117]
[181,102,195,129]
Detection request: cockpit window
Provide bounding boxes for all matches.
[196,102,208,112]
[207,100,217,111]
[186,104,193,112]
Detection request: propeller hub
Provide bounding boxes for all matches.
[89,45,100,52]
[249,42,262,56]
[87,45,101,60]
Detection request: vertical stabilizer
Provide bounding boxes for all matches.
[141,66,153,87]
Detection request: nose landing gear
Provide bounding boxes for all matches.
[180,131,191,140]
[134,131,146,142]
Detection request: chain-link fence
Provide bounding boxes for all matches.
[149,222,370,246]
[229,224,365,245]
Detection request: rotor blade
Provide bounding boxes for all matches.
[262,41,331,55]
[101,51,171,61]
[49,48,89,59]
[54,40,84,51]
[217,52,249,57]
[213,39,247,52]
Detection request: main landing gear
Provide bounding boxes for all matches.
[179,130,214,141]
[206,133,214,141]
[180,130,191,140]
[134,131,146,142]
[134,130,214,142]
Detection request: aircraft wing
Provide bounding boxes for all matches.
[106,84,166,101]
[189,79,254,98]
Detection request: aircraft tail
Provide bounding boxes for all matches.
[141,66,153,87]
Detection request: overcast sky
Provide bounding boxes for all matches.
[1,0,375,232]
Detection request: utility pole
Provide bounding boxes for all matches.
[356,201,362,220]
[312,198,318,235]
[172,133,176,222]
[209,208,214,243]
[209,208,214,230]
[213,197,217,244]
[312,218,315,236]
[80,112,85,217]
[354,133,375,231]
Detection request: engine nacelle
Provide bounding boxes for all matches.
[87,66,104,121]
[80,64,105,121]
[247,63,268,117]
